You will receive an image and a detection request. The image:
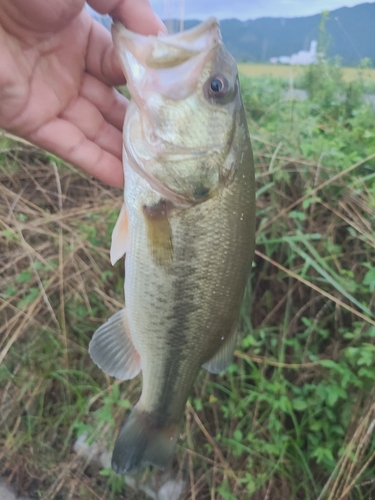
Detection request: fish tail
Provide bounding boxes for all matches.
[111,406,179,474]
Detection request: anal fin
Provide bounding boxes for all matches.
[89,308,141,380]
[202,327,238,374]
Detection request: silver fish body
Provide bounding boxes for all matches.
[89,18,255,474]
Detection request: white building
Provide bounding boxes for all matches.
[270,40,320,65]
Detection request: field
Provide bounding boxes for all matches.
[238,63,375,83]
[1,59,375,500]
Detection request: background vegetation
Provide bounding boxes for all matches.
[1,52,375,499]
[175,3,375,66]
[237,63,375,84]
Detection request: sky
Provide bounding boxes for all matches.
[149,0,372,20]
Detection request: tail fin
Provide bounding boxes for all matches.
[111,406,179,474]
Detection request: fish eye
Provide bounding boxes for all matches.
[207,75,229,99]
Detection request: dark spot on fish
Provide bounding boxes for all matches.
[193,185,210,200]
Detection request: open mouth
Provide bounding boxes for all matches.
[112,17,221,69]
[112,18,223,102]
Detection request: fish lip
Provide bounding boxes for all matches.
[160,16,220,41]
[112,16,220,50]
[112,17,221,71]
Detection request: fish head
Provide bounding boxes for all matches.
[113,18,246,204]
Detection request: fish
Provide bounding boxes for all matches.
[89,17,256,474]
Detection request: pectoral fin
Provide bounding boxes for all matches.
[89,308,141,380]
[143,201,173,267]
[202,328,238,374]
[110,203,129,265]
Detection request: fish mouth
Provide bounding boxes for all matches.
[112,17,221,70]
[112,18,222,102]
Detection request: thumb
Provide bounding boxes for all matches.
[87,0,167,35]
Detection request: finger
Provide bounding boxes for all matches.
[60,96,123,161]
[87,0,166,34]
[84,12,126,86]
[84,0,167,87]
[80,73,128,131]
[28,118,124,187]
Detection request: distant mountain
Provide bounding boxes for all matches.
[168,2,375,66]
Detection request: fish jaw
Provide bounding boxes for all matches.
[113,18,244,205]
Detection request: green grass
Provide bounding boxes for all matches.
[238,62,375,85]
[1,57,375,499]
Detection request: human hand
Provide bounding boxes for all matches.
[0,0,165,187]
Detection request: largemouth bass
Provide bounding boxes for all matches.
[89,17,255,474]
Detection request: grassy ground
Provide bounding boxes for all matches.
[1,59,375,499]
[237,63,375,84]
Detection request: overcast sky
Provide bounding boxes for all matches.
[150,0,372,20]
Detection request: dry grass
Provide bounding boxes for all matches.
[0,140,127,499]
[0,97,375,500]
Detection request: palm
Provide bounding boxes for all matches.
[0,0,164,186]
